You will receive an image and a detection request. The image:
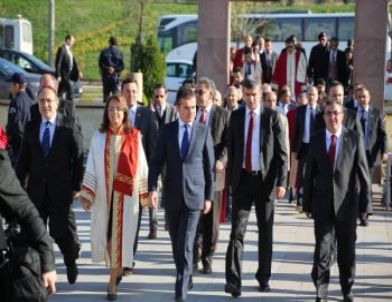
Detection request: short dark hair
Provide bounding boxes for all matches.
[318,32,327,40]
[242,78,259,90]
[329,81,343,90]
[109,36,117,46]
[265,38,272,43]
[65,34,73,42]
[324,98,344,110]
[153,83,167,93]
[316,78,326,86]
[176,87,196,105]
[233,66,242,74]
[330,37,339,44]
[285,36,295,44]
[121,77,139,90]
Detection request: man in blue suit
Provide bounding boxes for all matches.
[148,87,215,302]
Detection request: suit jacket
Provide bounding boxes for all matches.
[134,105,156,162]
[227,106,288,195]
[317,107,361,133]
[358,106,387,167]
[55,44,79,81]
[151,103,177,132]
[293,105,323,157]
[17,114,84,209]
[260,51,278,83]
[206,105,229,164]
[148,120,215,212]
[303,128,371,221]
[327,49,346,84]
[307,44,329,83]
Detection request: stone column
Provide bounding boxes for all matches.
[354,0,388,109]
[197,0,231,94]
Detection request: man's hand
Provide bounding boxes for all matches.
[360,212,368,220]
[381,153,389,162]
[304,211,312,218]
[215,160,225,174]
[149,191,159,209]
[42,270,57,294]
[202,200,212,215]
[275,186,286,200]
[80,198,91,211]
[108,66,115,74]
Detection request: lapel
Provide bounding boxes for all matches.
[208,105,216,128]
[367,106,374,140]
[32,119,45,158]
[49,114,63,157]
[238,107,246,160]
[334,128,348,175]
[135,107,143,129]
[259,105,265,153]
[173,120,182,159]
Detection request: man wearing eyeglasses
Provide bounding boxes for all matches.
[272,36,307,99]
[303,99,371,302]
[17,86,84,285]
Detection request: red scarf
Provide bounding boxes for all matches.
[107,127,139,196]
[0,125,7,150]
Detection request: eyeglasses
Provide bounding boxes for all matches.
[325,111,343,116]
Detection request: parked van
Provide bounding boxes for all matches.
[0,15,33,55]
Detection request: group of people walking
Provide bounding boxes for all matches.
[0,31,388,302]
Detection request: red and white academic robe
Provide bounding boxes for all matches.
[272,50,307,98]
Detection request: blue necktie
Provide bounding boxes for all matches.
[180,124,189,159]
[42,121,50,158]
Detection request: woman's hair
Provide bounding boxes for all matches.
[100,95,131,133]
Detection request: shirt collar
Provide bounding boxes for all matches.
[199,102,213,113]
[179,118,193,128]
[41,114,57,125]
[308,103,317,110]
[245,103,261,116]
[326,127,342,140]
[130,104,138,112]
[359,105,369,112]
[156,103,166,112]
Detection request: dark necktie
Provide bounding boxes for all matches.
[180,124,189,159]
[199,108,206,124]
[41,121,51,158]
[245,111,254,172]
[328,134,336,168]
[360,109,366,137]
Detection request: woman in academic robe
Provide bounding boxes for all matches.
[80,95,148,300]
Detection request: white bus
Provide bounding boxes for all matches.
[0,15,33,54]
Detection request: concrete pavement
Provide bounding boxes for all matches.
[49,191,392,302]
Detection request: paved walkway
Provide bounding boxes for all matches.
[49,190,392,302]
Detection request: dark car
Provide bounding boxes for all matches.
[0,48,82,98]
[0,57,40,100]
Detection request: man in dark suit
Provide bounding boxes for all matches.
[260,38,278,84]
[149,83,177,238]
[121,77,156,273]
[307,32,329,84]
[17,86,84,284]
[327,37,346,86]
[303,99,371,302]
[55,34,79,101]
[148,87,215,302]
[225,79,288,297]
[356,87,388,225]
[293,86,323,210]
[193,77,229,274]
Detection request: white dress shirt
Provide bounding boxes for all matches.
[178,118,193,149]
[156,103,167,118]
[65,44,73,71]
[196,102,213,125]
[39,114,57,147]
[243,104,261,171]
[325,127,342,171]
[303,104,317,143]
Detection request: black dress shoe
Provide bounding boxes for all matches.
[147,229,157,239]
[174,298,186,302]
[258,282,271,292]
[360,218,369,227]
[225,283,241,297]
[202,263,212,274]
[315,298,327,302]
[66,262,78,284]
[344,293,354,302]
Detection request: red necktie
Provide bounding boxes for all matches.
[199,108,206,124]
[328,134,336,167]
[245,111,254,172]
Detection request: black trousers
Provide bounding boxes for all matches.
[38,190,80,266]
[133,204,158,257]
[225,171,274,289]
[167,201,200,300]
[102,76,119,103]
[193,190,222,266]
[312,213,356,298]
[297,143,310,206]
[58,78,74,102]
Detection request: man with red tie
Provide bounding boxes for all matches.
[224,78,288,297]
[303,99,371,302]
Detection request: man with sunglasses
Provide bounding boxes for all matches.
[272,36,307,99]
[303,99,371,302]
